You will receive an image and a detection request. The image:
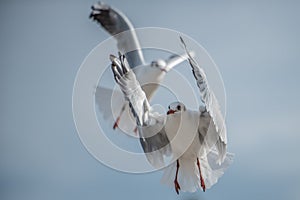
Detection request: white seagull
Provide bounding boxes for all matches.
[109,37,233,194]
[90,2,193,134]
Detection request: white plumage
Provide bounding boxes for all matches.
[110,37,233,194]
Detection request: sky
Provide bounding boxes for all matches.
[0,0,300,200]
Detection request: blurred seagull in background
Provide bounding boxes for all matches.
[109,37,233,194]
[90,2,193,134]
[90,1,145,67]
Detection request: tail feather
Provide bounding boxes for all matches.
[161,158,200,193]
[161,151,233,192]
[203,150,234,189]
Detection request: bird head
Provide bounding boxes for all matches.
[151,59,167,72]
[167,102,186,115]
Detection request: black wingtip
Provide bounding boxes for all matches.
[109,54,117,62]
[179,36,187,48]
[89,12,93,19]
[118,51,122,58]
[179,35,184,43]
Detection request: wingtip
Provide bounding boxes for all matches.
[109,54,117,62]
[179,36,188,52]
[89,12,93,19]
[179,36,186,46]
[91,1,110,10]
[179,35,184,42]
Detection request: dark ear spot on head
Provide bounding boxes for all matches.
[177,105,181,111]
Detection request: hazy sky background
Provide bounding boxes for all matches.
[1,0,300,200]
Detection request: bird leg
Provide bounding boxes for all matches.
[113,116,120,130]
[174,160,181,194]
[197,157,206,192]
[133,126,138,135]
[113,104,126,130]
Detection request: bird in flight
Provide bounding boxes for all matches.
[109,37,233,194]
[90,2,193,135]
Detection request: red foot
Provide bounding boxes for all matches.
[113,116,120,130]
[200,175,206,192]
[197,157,206,192]
[174,179,181,194]
[174,160,180,194]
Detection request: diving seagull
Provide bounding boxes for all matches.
[90,2,193,134]
[109,37,233,194]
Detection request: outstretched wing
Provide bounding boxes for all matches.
[110,53,148,126]
[181,37,227,164]
[90,2,145,67]
[111,53,171,167]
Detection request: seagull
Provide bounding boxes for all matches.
[90,1,145,67]
[109,37,233,194]
[90,2,193,134]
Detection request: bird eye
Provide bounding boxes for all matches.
[177,105,181,110]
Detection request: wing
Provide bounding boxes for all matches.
[164,51,195,72]
[201,149,234,189]
[180,37,227,163]
[110,53,149,126]
[139,114,172,168]
[90,2,145,67]
[198,109,227,164]
[95,86,123,121]
[95,86,137,133]
[111,53,171,168]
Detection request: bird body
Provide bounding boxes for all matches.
[165,108,199,159]
[161,103,232,192]
[110,45,233,193]
[163,109,204,193]
[93,2,233,194]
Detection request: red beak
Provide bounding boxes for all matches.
[167,109,176,115]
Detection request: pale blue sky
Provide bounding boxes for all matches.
[1,0,300,200]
